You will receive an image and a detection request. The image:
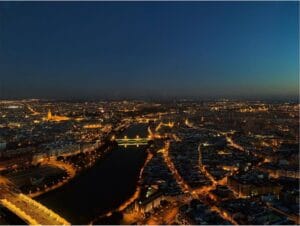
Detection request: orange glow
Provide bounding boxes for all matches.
[44,109,70,122]
[211,206,238,225]
[161,141,192,194]
[226,134,244,151]
[0,188,70,225]
[83,124,102,129]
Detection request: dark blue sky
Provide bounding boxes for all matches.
[0,2,298,100]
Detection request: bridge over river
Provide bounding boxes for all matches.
[0,186,70,225]
[115,135,150,147]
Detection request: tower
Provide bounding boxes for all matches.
[47,109,52,120]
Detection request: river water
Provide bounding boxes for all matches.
[36,124,148,224]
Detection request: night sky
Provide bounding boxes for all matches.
[0,2,298,100]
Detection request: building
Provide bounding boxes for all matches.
[227,170,282,197]
[126,186,166,214]
[44,109,70,122]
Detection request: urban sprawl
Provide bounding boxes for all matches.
[0,99,299,225]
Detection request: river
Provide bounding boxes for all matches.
[36,124,148,224]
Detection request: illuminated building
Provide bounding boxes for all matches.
[44,109,70,122]
[125,187,166,214]
[227,171,282,197]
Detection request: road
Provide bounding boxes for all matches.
[160,141,193,195]
[156,140,238,225]
[225,134,244,152]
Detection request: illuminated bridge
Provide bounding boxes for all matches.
[0,187,70,225]
[115,135,151,147]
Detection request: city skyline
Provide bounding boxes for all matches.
[1,1,299,100]
[0,2,299,224]
[0,99,299,225]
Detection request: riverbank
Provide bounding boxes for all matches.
[29,160,76,198]
[91,147,152,224]
[36,146,147,224]
[35,123,149,224]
